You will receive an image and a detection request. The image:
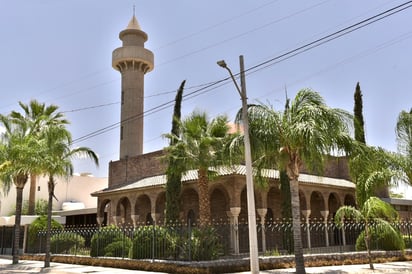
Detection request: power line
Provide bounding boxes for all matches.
[72,1,412,145]
[244,0,412,76]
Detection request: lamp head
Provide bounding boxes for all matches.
[217,60,227,68]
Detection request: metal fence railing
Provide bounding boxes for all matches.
[4,218,412,260]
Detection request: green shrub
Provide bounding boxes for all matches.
[356,225,405,251]
[28,216,63,243]
[130,225,175,259]
[104,240,132,257]
[90,225,131,258]
[181,226,223,261]
[50,232,85,254]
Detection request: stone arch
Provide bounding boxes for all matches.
[97,199,111,226]
[328,192,341,219]
[344,194,356,207]
[210,187,229,223]
[135,194,151,225]
[116,196,132,225]
[155,191,166,224]
[181,187,199,224]
[310,191,325,219]
[267,186,282,219]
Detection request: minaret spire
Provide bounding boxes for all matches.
[112,14,154,159]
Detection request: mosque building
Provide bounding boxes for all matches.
[92,14,357,252]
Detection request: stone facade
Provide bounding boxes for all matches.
[94,151,356,227]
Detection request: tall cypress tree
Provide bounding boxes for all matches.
[165,80,186,224]
[354,82,366,144]
[353,82,389,197]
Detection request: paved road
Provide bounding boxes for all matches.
[1,258,412,273]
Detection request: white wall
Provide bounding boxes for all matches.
[0,174,107,216]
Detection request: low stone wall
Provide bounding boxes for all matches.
[21,250,412,274]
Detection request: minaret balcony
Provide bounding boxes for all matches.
[112,46,154,73]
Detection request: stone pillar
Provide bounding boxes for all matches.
[230,207,241,255]
[96,216,104,227]
[257,208,267,253]
[301,210,311,249]
[112,215,119,226]
[226,211,234,253]
[341,216,346,246]
[320,210,329,247]
[131,215,140,227]
[151,213,160,225]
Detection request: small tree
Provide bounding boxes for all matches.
[334,197,401,270]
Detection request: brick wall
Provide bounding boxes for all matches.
[108,149,166,188]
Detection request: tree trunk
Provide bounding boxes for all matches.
[44,178,54,268]
[289,179,306,274]
[12,186,24,264]
[28,174,37,215]
[198,168,211,227]
[364,223,374,270]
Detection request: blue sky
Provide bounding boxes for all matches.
[1,0,412,182]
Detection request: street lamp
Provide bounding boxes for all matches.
[217,55,259,274]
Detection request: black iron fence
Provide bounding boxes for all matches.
[0,226,24,255]
[3,219,412,260]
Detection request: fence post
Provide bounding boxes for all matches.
[188,221,192,261]
[152,224,155,262]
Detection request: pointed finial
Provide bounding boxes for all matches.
[126,5,141,30]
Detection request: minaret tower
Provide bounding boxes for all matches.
[112,14,154,159]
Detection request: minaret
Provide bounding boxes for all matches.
[112,14,154,159]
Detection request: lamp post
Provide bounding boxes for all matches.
[217,55,259,273]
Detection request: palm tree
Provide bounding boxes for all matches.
[334,197,400,270]
[39,124,98,267]
[241,89,354,274]
[349,146,400,205]
[0,114,43,264]
[164,111,231,227]
[10,100,68,215]
[396,108,412,183]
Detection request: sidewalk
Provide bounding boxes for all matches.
[0,257,411,273]
[0,258,167,274]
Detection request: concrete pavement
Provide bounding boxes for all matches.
[1,257,412,273]
[0,258,167,274]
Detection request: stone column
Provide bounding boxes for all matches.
[131,215,140,227]
[257,208,267,253]
[151,213,160,225]
[230,207,241,255]
[112,215,119,226]
[226,211,234,253]
[341,216,346,247]
[96,216,104,227]
[301,210,311,249]
[320,210,329,247]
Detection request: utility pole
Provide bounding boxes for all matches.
[217,55,259,273]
